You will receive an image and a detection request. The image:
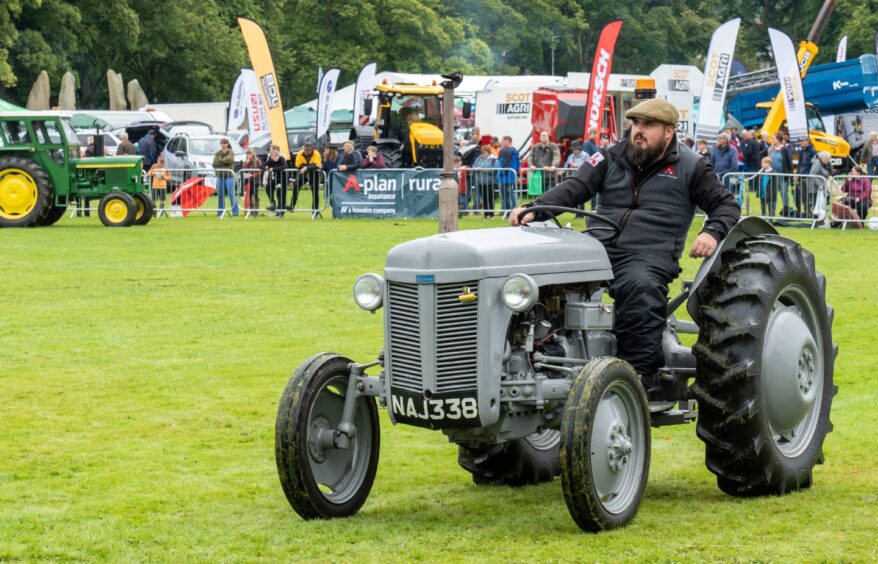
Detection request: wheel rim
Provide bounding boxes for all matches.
[762,284,825,457]
[135,197,145,220]
[524,429,560,451]
[104,197,129,224]
[0,169,38,219]
[589,380,647,514]
[306,375,373,504]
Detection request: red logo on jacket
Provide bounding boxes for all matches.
[659,165,677,178]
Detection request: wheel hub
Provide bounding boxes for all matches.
[0,170,38,218]
[606,422,633,473]
[763,305,821,437]
[308,416,333,463]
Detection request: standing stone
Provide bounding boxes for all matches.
[126,79,149,110]
[58,71,77,110]
[26,71,51,110]
[107,69,127,110]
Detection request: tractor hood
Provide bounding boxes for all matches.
[384,225,613,284]
[75,156,143,170]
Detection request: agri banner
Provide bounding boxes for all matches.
[243,69,269,141]
[317,68,341,139]
[353,62,377,126]
[584,21,623,139]
[317,66,323,95]
[227,70,248,131]
[837,35,848,63]
[237,18,289,158]
[769,28,808,143]
[330,169,442,218]
[694,18,740,145]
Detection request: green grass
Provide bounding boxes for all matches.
[1,213,876,561]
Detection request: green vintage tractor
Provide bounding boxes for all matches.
[0,111,153,228]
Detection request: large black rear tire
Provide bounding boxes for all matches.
[377,145,403,169]
[458,429,560,486]
[0,156,52,228]
[692,235,836,497]
[37,205,67,226]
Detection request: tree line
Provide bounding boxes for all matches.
[1,0,876,110]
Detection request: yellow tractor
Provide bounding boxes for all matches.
[352,81,445,168]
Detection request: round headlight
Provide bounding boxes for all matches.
[353,273,385,311]
[501,274,539,312]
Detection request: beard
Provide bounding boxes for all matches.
[626,135,666,168]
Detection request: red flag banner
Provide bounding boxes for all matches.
[584,21,623,140]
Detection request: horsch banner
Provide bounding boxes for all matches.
[695,18,741,145]
[584,21,623,139]
[227,70,248,131]
[330,169,442,218]
[317,68,341,139]
[353,62,377,126]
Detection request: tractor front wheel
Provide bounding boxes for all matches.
[0,156,52,228]
[275,353,380,520]
[560,357,650,532]
[98,192,136,227]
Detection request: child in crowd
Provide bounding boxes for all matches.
[148,154,171,214]
[758,156,776,217]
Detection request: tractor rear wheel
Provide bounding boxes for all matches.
[692,235,836,497]
[560,357,650,532]
[132,192,154,225]
[458,429,560,486]
[98,192,136,227]
[378,145,403,169]
[0,156,52,228]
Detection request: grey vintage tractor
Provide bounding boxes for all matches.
[274,208,836,532]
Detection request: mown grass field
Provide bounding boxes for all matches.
[2,211,876,561]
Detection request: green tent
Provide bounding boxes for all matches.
[71,113,114,130]
[284,106,316,130]
[0,98,25,112]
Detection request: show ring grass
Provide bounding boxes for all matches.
[1,213,876,560]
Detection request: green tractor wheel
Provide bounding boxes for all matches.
[0,156,53,228]
[132,192,154,225]
[98,192,137,227]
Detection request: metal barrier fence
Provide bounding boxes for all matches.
[65,163,877,228]
[721,171,877,228]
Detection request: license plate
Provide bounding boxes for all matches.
[389,388,480,429]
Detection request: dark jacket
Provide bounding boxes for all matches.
[531,137,740,260]
[137,135,158,167]
[709,145,739,176]
[263,154,287,184]
[796,145,817,175]
[741,139,761,171]
[338,149,362,172]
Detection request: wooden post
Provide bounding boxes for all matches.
[438,83,458,233]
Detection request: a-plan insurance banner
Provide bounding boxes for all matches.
[694,18,741,145]
[238,18,290,159]
[330,169,442,218]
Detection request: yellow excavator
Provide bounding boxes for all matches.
[351,81,446,168]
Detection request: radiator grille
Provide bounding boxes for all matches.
[435,282,478,392]
[387,282,422,393]
[387,281,479,394]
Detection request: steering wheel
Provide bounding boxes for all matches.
[516,205,622,239]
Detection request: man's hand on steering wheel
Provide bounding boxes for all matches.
[508,206,534,226]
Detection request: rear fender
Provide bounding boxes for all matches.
[686,217,778,324]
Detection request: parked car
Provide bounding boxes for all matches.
[161,133,246,183]
[250,129,317,162]
[163,121,212,137]
[75,131,122,157]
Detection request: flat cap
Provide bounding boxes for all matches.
[625,99,679,127]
